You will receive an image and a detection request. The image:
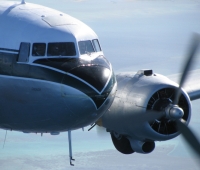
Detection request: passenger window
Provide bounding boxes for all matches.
[78,40,95,55]
[92,39,101,52]
[18,42,30,62]
[47,42,76,56]
[32,43,46,56]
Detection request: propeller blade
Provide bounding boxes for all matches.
[173,33,200,104]
[176,120,200,159]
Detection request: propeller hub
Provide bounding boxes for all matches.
[165,104,184,120]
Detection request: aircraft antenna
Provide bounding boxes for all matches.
[21,0,26,4]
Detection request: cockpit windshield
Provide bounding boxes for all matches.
[92,39,101,52]
[31,39,101,59]
[78,39,102,55]
[47,42,76,56]
[32,43,46,56]
[78,40,94,55]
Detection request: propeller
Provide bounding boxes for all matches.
[149,34,200,158]
[173,33,200,105]
[166,33,200,158]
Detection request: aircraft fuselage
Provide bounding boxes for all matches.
[0,1,117,133]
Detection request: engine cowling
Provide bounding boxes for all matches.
[101,70,191,154]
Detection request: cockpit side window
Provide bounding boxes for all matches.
[47,42,76,56]
[78,40,95,55]
[32,43,46,56]
[18,42,30,62]
[92,39,102,52]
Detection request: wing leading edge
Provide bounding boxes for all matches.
[168,69,200,101]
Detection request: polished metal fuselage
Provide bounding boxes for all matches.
[0,55,117,132]
[0,2,117,133]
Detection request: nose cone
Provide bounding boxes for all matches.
[169,106,184,119]
[34,55,116,109]
[66,56,112,93]
[62,56,115,109]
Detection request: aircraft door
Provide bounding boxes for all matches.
[18,42,30,62]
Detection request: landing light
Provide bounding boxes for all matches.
[103,69,110,78]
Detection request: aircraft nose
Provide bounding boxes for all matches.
[67,62,111,92]
[61,55,115,109]
[34,55,116,108]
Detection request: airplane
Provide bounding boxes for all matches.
[0,0,199,166]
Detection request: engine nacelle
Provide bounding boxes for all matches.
[101,70,191,153]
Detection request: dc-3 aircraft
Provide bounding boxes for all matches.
[0,0,200,166]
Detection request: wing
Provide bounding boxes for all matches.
[168,69,200,101]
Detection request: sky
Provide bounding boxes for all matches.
[0,0,200,170]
